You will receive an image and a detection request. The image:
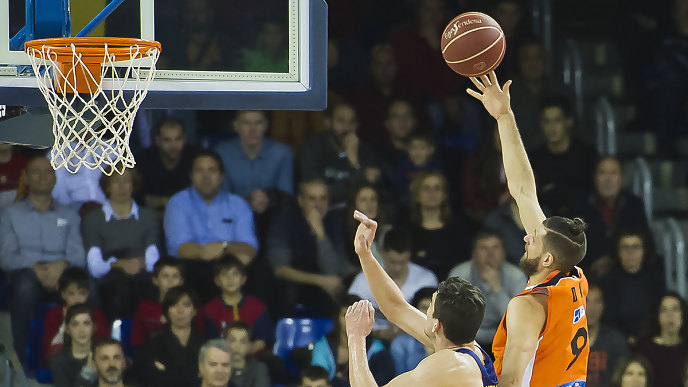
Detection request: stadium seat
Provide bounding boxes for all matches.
[24,302,58,383]
[111,318,133,358]
[273,318,333,378]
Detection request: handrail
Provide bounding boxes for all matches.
[667,218,687,297]
[562,39,584,121]
[594,97,616,155]
[630,157,653,222]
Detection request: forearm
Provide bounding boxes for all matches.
[225,242,256,264]
[274,266,322,286]
[497,112,537,197]
[357,250,407,321]
[348,335,379,387]
[177,242,205,259]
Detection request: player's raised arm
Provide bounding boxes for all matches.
[466,71,546,233]
[353,211,434,347]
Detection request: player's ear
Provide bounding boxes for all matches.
[432,320,440,334]
[542,252,555,268]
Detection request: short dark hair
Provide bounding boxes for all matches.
[223,320,250,338]
[411,287,437,309]
[325,101,355,119]
[58,266,90,293]
[539,94,572,118]
[471,228,504,251]
[301,365,331,385]
[613,228,656,269]
[542,216,587,272]
[642,291,688,342]
[92,337,123,358]
[154,116,184,136]
[191,149,225,174]
[297,178,328,198]
[64,303,95,346]
[161,285,199,321]
[235,110,268,121]
[99,167,142,198]
[213,254,246,278]
[153,256,183,278]
[382,227,413,253]
[433,277,485,345]
[611,354,653,387]
[405,131,434,147]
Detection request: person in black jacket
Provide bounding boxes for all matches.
[50,304,97,387]
[135,286,206,387]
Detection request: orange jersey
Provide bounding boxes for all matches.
[493,267,589,387]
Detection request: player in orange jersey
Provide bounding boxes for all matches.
[467,71,589,387]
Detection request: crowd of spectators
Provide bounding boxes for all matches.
[2,0,688,386]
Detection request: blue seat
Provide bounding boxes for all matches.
[111,318,133,358]
[273,318,333,377]
[24,302,58,383]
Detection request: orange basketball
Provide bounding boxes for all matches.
[441,12,506,77]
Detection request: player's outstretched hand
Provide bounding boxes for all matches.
[353,210,377,255]
[466,71,512,121]
[346,300,375,338]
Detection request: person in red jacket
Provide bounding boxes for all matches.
[42,267,109,365]
[200,255,274,353]
[130,257,184,347]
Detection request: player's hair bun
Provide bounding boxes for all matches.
[570,218,587,235]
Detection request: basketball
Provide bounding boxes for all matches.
[441,12,506,77]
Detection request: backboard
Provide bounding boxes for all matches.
[0,0,327,111]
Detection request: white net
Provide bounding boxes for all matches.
[26,41,160,175]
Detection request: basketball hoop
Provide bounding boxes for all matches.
[25,37,161,175]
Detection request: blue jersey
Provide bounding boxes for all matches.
[456,347,499,387]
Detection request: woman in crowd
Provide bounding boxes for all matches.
[636,291,688,387]
[610,354,653,387]
[135,285,205,387]
[49,304,96,387]
[345,184,391,265]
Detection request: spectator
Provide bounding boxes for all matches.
[492,0,529,78]
[311,295,395,386]
[51,153,107,211]
[299,365,331,387]
[0,156,85,362]
[586,282,630,387]
[376,100,418,187]
[0,143,27,210]
[214,110,293,212]
[82,338,127,387]
[82,166,161,319]
[407,172,471,280]
[684,358,688,387]
[344,184,392,265]
[348,227,437,337]
[448,229,526,348]
[201,256,274,353]
[572,156,651,277]
[135,286,205,387]
[390,287,436,374]
[636,292,688,387]
[198,339,236,387]
[43,267,109,364]
[164,149,258,302]
[224,321,271,387]
[391,131,444,207]
[49,304,98,387]
[299,102,380,206]
[266,179,350,316]
[610,354,653,387]
[529,95,597,215]
[132,257,184,347]
[136,117,197,215]
[484,198,528,265]
[242,20,288,73]
[508,39,573,149]
[461,124,509,223]
[602,230,665,341]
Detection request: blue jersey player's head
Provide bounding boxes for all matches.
[425,277,485,347]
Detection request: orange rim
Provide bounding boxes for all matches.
[25,37,162,63]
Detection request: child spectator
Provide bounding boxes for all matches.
[392,131,443,206]
[201,255,274,353]
[390,287,436,374]
[224,321,271,387]
[131,257,184,347]
[49,303,97,387]
[610,354,653,387]
[299,365,332,387]
[42,267,109,365]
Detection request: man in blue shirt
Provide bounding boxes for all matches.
[164,149,258,302]
[0,156,85,362]
[214,110,293,215]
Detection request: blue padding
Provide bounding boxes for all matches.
[32,0,70,39]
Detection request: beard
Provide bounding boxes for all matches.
[519,252,540,277]
[100,368,122,384]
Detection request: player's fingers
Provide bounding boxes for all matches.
[367,302,375,318]
[503,79,512,94]
[469,76,484,90]
[481,74,491,87]
[489,71,498,87]
[466,88,482,100]
[353,210,368,222]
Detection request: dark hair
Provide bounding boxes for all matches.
[641,291,688,342]
[409,171,452,224]
[433,277,485,345]
[405,131,434,147]
[613,228,656,270]
[595,155,623,173]
[297,178,328,198]
[191,149,225,174]
[58,266,90,293]
[92,337,123,358]
[223,320,251,338]
[539,94,573,118]
[411,287,437,309]
[542,216,587,272]
[382,227,413,253]
[235,110,268,121]
[301,365,331,385]
[325,101,356,119]
[98,167,142,198]
[610,354,653,387]
[153,257,184,278]
[213,254,246,278]
[64,303,95,347]
[161,285,199,321]
[471,228,505,252]
[154,116,184,136]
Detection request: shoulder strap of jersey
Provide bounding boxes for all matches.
[455,348,499,386]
